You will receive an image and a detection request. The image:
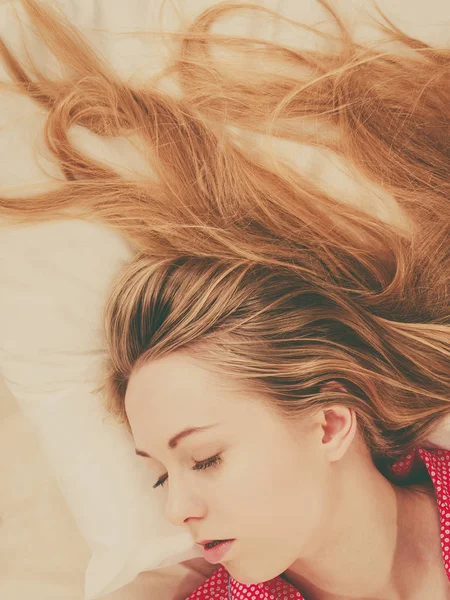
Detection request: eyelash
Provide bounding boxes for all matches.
[153,454,223,489]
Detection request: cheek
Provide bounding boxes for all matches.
[226,452,308,521]
[218,454,288,524]
[274,452,330,529]
[218,438,330,529]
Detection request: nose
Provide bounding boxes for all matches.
[164,475,205,527]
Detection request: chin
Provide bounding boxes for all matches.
[226,562,284,586]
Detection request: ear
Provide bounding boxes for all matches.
[318,381,357,461]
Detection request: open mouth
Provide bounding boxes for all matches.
[205,539,230,549]
[200,539,236,564]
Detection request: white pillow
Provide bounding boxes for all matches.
[0,219,202,599]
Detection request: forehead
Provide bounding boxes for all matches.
[124,352,294,450]
[125,352,242,428]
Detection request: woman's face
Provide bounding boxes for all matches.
[125,351,338,585]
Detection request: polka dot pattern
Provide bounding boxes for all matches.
[185,566,305,600]
[186,447,450,599]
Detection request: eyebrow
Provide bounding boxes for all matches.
[135,423,219,459]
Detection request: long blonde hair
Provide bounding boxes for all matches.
[0,0,449,472]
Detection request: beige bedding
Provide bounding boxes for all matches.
[0,376,218,599]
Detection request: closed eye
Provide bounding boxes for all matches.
[153,454,223,489]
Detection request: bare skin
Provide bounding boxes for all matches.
[126,352,450,599]
[283,482,449,599]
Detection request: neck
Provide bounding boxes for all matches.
[283,463,440,600]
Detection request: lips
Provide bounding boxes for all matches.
[200,539,235,563]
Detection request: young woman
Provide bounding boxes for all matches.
[0,1,449,598]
